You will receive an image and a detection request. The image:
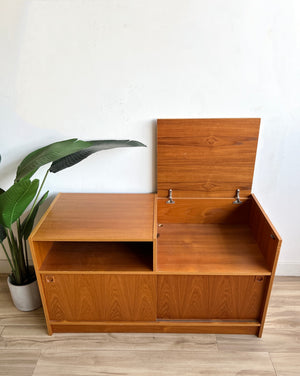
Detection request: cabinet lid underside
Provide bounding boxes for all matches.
[157,118,260,199]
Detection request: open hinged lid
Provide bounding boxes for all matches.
[157,118,260,199]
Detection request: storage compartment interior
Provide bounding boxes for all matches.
[39,241,153,272]
[157,196,274,275]
[157,223,270,274]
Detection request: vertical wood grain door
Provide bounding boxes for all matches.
[157,275,267,320]
[42,274,156,321]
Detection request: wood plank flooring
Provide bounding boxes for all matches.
[0,275,299,376]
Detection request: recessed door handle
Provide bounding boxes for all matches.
[255,276,264,282]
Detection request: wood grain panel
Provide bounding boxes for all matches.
[157,118,260,198]
[42,274,156,322]
[157,224,270,275]
[157,276,209,319]
[30,193,155,241]
[157,198,251,224]
[157,275,267,320]
[249,194,282,337]
[208,275,267,319]
[249,194,282,272]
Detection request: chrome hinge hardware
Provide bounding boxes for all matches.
[233,189,242,204]
[166,188,175,204]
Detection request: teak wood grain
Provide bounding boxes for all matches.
[157,224,271,275]
[249,194,282,272]
[157,275,267,320]
[30,193,155,242]
[249,194,282,336]
[157,118,260,198]
[42,274,157,322]
[157,197,251,224]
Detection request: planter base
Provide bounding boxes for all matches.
[7,277,42,311]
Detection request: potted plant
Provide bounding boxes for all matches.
[0,138,145,311]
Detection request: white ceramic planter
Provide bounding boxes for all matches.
[7,277,42,311]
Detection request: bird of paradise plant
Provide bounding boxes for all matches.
[0,138,145,285]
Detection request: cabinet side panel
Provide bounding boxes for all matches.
[42,274,157,322]
[29,240,54,335]
[249,195,282,272]
[249,196,282,337]
[29,241,54,270]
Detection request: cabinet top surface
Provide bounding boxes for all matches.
[157,118,260,199]
[30,193,155,242]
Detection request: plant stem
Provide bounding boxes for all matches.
[7,228,21,284]
[17,218,28,271]
[0,241,14,273]
[24,239,29,271]
[21,169,50,241]
[28,169,49,220]
[17,219,23,252]
[5,227,17,269]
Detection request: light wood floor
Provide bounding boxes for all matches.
[0,275,299,376]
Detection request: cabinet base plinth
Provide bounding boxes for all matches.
[49,320,260,336]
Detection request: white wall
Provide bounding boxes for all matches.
[1,0,300,275]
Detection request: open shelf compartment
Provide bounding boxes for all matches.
[39,241,153,272]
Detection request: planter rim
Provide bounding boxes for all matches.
[7,275,37,287]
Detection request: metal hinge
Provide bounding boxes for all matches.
[233,189,242,204]
[166,188,175,204]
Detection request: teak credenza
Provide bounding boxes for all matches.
[29,118,282,337]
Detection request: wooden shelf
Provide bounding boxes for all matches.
[40,242,153,272]
[157,224,271,275]
[32,193,155,242]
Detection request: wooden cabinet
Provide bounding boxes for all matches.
[29,119,281,337]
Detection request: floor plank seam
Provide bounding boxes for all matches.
[38,347,218,354]
[215,335,221,352]
[31,350,42,376]
[268,353,278,376]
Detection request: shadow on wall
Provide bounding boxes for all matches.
[151,119,157,192]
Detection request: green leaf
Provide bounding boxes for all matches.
[21,168,38,181]
[16,139,93,181]
[50,140,146,173]
[0,188,5,195]
[21,190,49,239]
[0,179,39,227]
